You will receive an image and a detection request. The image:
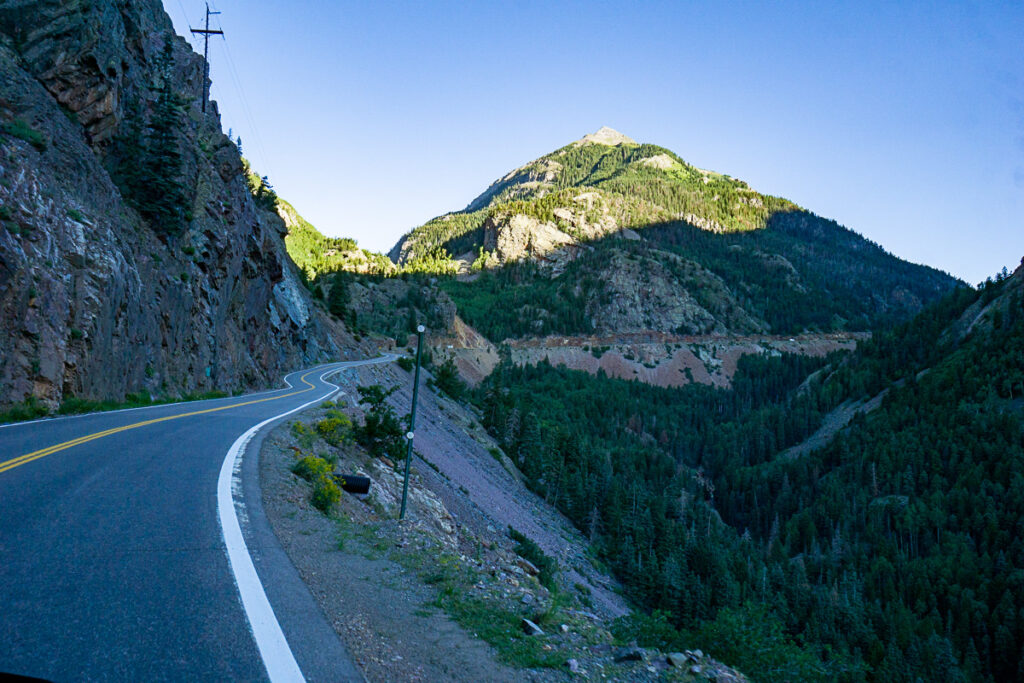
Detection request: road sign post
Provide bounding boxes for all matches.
[399,325,425,520]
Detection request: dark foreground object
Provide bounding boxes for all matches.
[336,474,371,494]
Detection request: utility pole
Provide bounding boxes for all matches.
[399,325,426,521]
[190,3,223,113]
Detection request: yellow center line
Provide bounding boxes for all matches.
[0,370,324,475]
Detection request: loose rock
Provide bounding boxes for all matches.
[667,652,688,667]
[520,618,544,636]
[516,557,540,576]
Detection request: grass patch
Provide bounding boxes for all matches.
[436,592,568,669]
[0,389,230,425]
[2,119,46,151]
[0,396,50,423]
[56,389,228,417]
[393,547,568,669]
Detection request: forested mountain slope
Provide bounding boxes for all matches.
[0,0,348,409]
[391,128,958,342]
[475,259,1024,682]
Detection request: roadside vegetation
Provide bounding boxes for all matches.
[0,389,231,426]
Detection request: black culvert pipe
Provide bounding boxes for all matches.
[334,474,370,494]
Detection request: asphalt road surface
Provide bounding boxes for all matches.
[0,358,392,682]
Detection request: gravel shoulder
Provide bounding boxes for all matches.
[260,416,531,682]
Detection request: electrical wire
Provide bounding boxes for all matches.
[173,0,200,50]
[202,2,272,173]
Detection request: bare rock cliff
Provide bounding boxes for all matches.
[0,0,347,407]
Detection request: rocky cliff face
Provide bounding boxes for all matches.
[0,0,348,407]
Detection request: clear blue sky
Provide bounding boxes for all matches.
[164,1,1023,285]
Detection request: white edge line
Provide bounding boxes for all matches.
[217,357,392,682]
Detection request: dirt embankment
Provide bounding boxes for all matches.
[259,362,748,681]
[462,332,865,389]
[336,361,629,620]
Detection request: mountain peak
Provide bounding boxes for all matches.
[576,126,636,147]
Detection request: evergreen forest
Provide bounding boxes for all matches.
[474,269,1024,682]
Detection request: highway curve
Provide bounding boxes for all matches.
[0,358,391,682]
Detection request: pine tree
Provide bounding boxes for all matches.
[137,38,189,237]
[327,272,350,318]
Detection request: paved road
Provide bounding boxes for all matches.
[0,357,392,682]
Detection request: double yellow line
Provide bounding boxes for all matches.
[0,370,321,475]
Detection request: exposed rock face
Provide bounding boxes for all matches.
[503,332,863,389]
[591,250,764,335]
[482,214,578,266]
[0,0,348,407]
[475,191,627,274]
[574,126,636,147]
[464,157,562,213]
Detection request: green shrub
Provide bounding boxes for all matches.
[70,328,84,340]
[311,475,341,512]
[67,208,85,222]
[429,357,467,400]
[182,245,196,256]
[290,421,316,450]
[315,413,352,446]
[611,609,683,651]
[353,384,408,461]
[291,453,342,513]
[290,454,332,482]
[693,604,832,683]
[2,119,46,151]
[396,356,414,372]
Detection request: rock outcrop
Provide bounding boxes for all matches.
[0,0,348,407]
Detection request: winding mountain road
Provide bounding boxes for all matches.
[0,357,393,682]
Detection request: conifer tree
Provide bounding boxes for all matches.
[137,39,189,237]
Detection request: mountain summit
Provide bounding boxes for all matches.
[389,131,958,342]
[576,126,637,146]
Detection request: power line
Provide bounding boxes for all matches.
[173,0,200,49]
[190,3,223,113]
[216,30,272,171]
[179,0,271,172]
